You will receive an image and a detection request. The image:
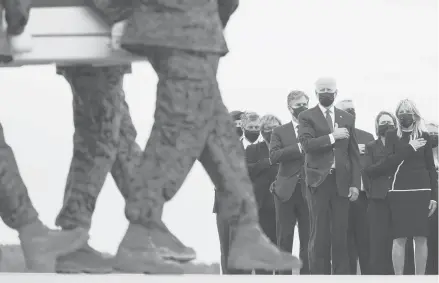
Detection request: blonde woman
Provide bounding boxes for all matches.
[382,99,438,275]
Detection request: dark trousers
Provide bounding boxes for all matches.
[368,198,394,275]
[306,173,350,274]
[404,209,438,275]
[347,191,370,274]
[216,213,230,274]
[274,185,310,274]
[254,207,277,275]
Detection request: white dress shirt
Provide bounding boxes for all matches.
[291,120,302,152]
[242,135,261,149]
[317,104,336,168]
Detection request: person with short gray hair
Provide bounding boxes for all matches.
[241,111,262,149]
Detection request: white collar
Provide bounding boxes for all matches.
[291,120,299,128]
[318,103,335,115]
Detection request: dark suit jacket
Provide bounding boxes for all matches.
[363,139,394,199]
[298,105,361,197]
[269,122,305,202]
[245,142,277,211]
[355,128,375,193]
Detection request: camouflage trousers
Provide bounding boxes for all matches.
[55,65,146,230]
[0,123,39,229]
[122,47,258,228]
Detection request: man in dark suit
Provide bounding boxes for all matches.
[336,99,375,275]
[246,114,282,274]
[269,90,310,275]
[298,77,361,275]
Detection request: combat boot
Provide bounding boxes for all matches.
[228,222,302,271]
[18,220,88,272]
[113,223,191,274]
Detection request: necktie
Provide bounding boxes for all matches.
[326,109,334,132]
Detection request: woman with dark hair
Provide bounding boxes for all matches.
[369,99,437,275]
[363,111,397,274]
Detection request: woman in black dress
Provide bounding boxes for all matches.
[363,111,398,274]
[385,99,438,275]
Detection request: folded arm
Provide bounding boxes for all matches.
[269,130,302,164]
[245,145,270,179]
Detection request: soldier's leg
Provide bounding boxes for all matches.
[54,66,124,273]
[110,93,196,263]
[114,47,300,272]
[113,48,214,274]
[0,123,88,272]
[197,94,301,272]
[55,66,124,230]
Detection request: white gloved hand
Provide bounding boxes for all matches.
[8,22,33,54]
[111,20,127,50]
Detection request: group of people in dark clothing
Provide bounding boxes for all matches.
[0,0,436,276]
[215,77,438,275]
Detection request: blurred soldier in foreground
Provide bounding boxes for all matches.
[213,110,244,274]
[117,0,300,271]
[0,0,88,272]
[54,1,194,274]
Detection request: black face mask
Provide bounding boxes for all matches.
[235,127,243,137]
[378,124,395,136]
[398,114,415,128]
[318,93,335,107]
[431,134,438,149]
[345,108,356,119]
[261,131,272,143]
[244,131,260,143]
[291,106,308,118]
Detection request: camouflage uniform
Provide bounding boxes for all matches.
[0,1,89,271]
[118,0,257,229]
[115,0,299,271]
[0,123,39,229]
[54,64,138,230]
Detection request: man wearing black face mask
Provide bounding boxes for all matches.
[269,90,310,274]
[336,99,374,275]
[241,112,262,149]
[245,114,282,274]
[298,77,361,275]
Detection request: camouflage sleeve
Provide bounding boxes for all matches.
[217,0,239,28]
[89,0,134,25]
[2,0,32,35]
